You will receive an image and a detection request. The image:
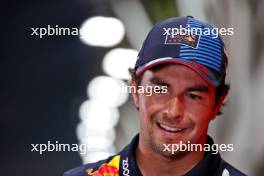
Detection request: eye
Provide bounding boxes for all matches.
[186,93,202,100]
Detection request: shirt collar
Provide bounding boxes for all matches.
[185,136,222,176]
[120,134,221,176]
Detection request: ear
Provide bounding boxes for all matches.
[131,78,139,110]
[211,89,229,120]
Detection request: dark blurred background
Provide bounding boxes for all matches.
[2,0,109,175]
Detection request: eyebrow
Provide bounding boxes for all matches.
[149,77,169,86]
[185,84,210,93]
[149,77,210,92]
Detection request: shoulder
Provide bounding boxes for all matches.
[63,155,121,176]
[218,159,247,176]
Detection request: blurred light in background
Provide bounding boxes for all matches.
[78,99,119,163]
[79,100,120,130]
[77,14,129,163]
[79,16,125,47]
[80,137,115,150]
[76,123,116,145]
[102,48,138,80]
[76,8,144,164]
[87,76,128,107]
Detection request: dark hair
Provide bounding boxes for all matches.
[129,68,230,115]
[215,81,230,115]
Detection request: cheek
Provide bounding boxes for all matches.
[186,104,215,129]
[186,94,216,118]
[138,94,164,126]
[184,95,215,120]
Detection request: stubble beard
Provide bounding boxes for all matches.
[147,128,190,160]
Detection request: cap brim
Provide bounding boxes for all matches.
[136,57,220,87]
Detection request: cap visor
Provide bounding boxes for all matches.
[136,57,219,87]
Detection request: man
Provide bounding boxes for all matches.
[64,16,246,176]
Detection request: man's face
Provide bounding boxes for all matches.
[132,64,219,158]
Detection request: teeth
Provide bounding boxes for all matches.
[159,124,183,132]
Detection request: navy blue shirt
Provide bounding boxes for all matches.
[64,134,246,176]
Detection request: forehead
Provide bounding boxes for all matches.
[142,63,211,87]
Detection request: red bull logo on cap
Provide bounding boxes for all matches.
[165,33,200,48]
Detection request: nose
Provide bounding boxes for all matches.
[163,97,184,120]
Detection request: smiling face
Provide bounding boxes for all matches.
[132,64,223,158]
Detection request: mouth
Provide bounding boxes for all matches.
[157,122,186,133]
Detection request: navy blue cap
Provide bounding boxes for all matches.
[134,16,228,87]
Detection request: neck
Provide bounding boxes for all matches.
[136,137,205,176]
